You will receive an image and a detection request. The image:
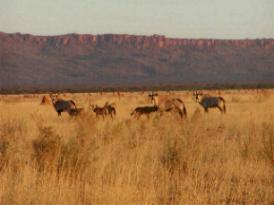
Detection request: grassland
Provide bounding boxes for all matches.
[0,90,273,205]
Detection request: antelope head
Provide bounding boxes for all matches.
[49,93,58,104]
[193,90,203,102]
[148,92,158,106]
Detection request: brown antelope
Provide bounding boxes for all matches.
[67,108,84,117]
[50,94,77,116]
[131,105,158,119]
[104,102,116,119]
[148,92,187,119]
[90,104,107,119]
[193,90,226,113]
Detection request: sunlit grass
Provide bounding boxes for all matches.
[0,90,273,204]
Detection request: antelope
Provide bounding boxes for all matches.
[67,108,84,117]
[148,92,187,119]
[131,105,158,119]
[193,90,226,113]
[90,104,107,119]
[104,102,116,119]
[50,94,77,116]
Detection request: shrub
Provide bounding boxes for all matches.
[32,126,61,172]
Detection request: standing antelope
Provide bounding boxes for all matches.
[50,94,77,116]
[104,102,116,119]
[90,104,107,119]
[148,92,187,119]
[193,90,226,113]
[131,105,158,119]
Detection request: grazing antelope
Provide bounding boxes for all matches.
[148,92,187,119]
[67,108,84,117]
[50,94,77,116]
[131,105,158,119]
[90,104,107,119]
[104,102,116,119]
[193,90,226,113]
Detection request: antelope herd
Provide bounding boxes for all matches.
[90,102,116,119]
[42,90,227,120]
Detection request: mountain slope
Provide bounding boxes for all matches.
[0,32,273,91]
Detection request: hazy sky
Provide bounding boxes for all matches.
[0,0,273,38]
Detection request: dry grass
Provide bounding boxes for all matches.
[0,90,273,205]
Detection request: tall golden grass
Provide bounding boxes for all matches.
[0,90,273,204]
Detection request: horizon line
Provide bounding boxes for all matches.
[1,31,273,41]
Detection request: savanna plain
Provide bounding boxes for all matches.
[0,89,273,205]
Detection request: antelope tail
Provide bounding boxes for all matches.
[178,98,187,118]
[218,97,226,113]
[70,100,77,109]
[130,110,135,116]
[218,97,225,103]
[183,105,187,118]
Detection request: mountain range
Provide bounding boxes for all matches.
[0,32,273,92]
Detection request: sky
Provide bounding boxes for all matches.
[0,0,273,39]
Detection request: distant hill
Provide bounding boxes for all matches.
[0,32,273,92]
